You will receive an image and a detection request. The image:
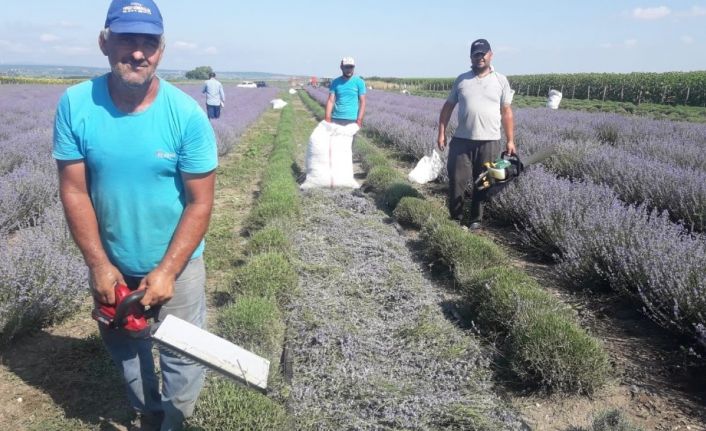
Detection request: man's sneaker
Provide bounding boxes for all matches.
[468,221,482,230]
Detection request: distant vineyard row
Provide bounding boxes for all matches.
[367,71,706,107]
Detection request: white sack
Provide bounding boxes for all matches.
[288,88,297,95]
[547,89,562,109]
[408,150,445,184]
[270,99,287,109]
[300,121,360,189]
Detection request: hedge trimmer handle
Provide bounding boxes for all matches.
[92,284,161,338]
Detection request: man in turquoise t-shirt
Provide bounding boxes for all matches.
[52,1,217,429]
[325,56,367,127]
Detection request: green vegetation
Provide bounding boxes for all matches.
[245,225,291,256]
[392,197,610,393]
[231,252,297,299]
[185,66,214,80]
[217,295,284,357]
[0,76,84,85]
[189,378,289,431]
[367,71,706,107]
[191,99,301,430]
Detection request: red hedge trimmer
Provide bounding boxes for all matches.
[92,283,270,393]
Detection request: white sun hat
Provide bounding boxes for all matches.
[341,56,355,66]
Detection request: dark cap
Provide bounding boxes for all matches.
[470,39,491,56]
[105,0,164,35]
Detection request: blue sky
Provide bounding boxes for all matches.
[0,1,704,77]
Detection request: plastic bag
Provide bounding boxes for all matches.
[300,121,360,189]
[408,150,444,184]
[546,89,562,109]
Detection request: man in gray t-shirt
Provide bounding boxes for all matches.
[437,38,515,229]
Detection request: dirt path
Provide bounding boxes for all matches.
[0,108,282,431]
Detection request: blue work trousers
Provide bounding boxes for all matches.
[99,256,207,431]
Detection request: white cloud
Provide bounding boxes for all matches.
[173,41,198,51]
[600,42,614,49]
[632,6,671,20]
[624,38,638,48]
[681,35,694,44]
[40,33,60,43]
[204,46,219,55]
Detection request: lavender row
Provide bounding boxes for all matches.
[486,166,706,346]
[310,87,706,174]
[0,203,88,343]
[178,84,279,155]
[543,139,706,231]
[0,85,64,234]
[514,109,706,173]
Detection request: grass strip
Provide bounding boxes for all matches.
[398,197,610,393]
[190,99,300,430]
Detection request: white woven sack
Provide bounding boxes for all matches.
[270,99,287,109]
[408,150,444,184]
[300,121,360,189]
[547,89,562,109]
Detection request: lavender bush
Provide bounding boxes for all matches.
[486,167,706,344]
[0,203,87,343]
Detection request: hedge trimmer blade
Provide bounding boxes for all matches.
[93,287,270,393]
[153,315,270,393]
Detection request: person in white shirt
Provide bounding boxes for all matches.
[202,72,225,119]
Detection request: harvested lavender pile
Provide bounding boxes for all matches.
[285,189,524,430]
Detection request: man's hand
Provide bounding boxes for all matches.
[505,140,516,156]
[356,118,363,128]
[220,101,225,108]
[437,135,447,151]
[90,262,126,305]
[324,115,332,123]
[138,267,176,307]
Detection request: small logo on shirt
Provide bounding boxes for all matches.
[155,150,176,160]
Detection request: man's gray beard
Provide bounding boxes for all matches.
[111,66,155,91]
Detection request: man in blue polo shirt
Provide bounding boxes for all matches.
[53,1,217,429]
[325,56,367,127]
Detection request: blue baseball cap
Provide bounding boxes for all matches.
[105,0,164,35]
